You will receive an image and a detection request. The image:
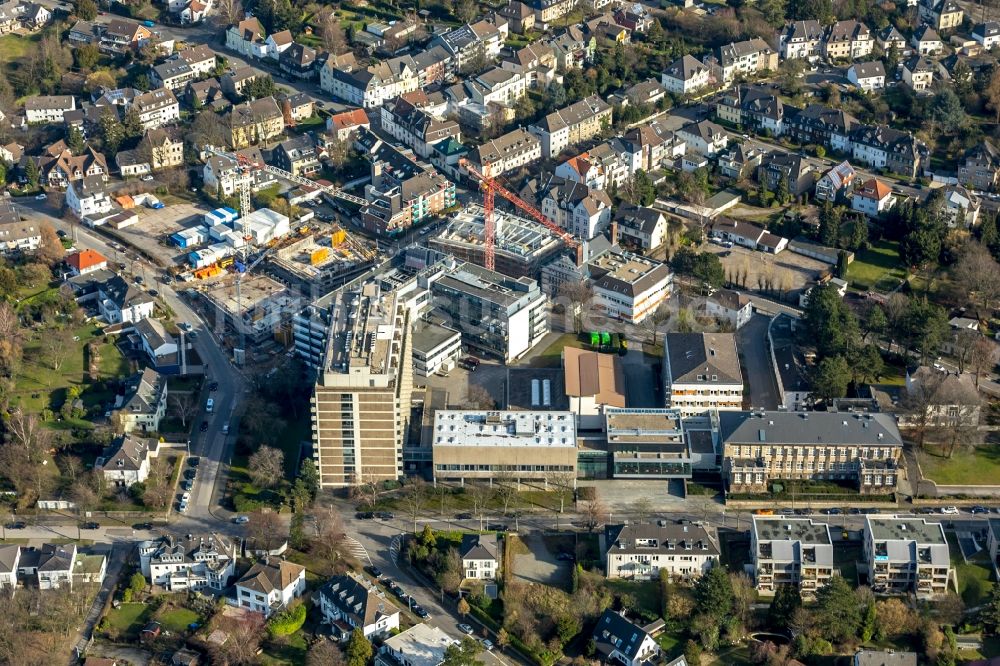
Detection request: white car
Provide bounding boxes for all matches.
[141,175,154,182]
[480,639,494,651]
[234,515,250,524]
[181,492,191,503]
[35,193,46,200]
[178,501,188,513]
[940,506,960,515]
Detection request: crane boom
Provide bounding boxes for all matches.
[460,159,580,273]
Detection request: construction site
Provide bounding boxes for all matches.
[197,272,299,354]
[429,205,565,278]
[268,224,381,294]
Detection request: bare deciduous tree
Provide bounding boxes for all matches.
[209,611,266,665]
[581,497,609,532]
[248,445,285,488]
[402,478,428,533]
[213,0,243,26]
[42,327,73,371]
[969,336,999,387]
[311,505,346,564]
[468,483,494,531]
[320,12,347,54]
[493,470,519,516]
[951,241,1000,317]
[170,392,198,427]
[246,510,285,553]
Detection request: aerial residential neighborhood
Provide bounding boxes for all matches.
[4,0,1000,663]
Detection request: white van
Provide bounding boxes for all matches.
[206,398,214,413]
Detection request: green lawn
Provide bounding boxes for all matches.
[260,633,309,665]
[156,606,200,633]
[0,32,39,62]
[103,602,152,639]
[917,444,1000,485]
[600,579,661,617]
[846,240,907,292]
[527,333,584,368]
[957,559,995,607]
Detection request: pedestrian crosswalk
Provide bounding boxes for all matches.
[343,536,371,566]
[389,535,402,564]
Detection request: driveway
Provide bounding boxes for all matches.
[73,543,130,664]
[513,532,569,588]
[735,314,780,410]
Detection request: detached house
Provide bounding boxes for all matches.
[959,139,1000,191]
[913,25,943,56]
[973,21,1000,50]
[758,152,815,198]
[321,55,419,109]
[538,176,612,240]
[97,434,160,488]
[614,203,667,251]
[151,61,195,92]
[848,61,885,92]
[919,0,963,32]
[460,534,499,580]
[234,558,306,618]
[315,574,400,639]
[264,29,294,59]
[114,368,168,434]
[226,17,266,58]
[66,174,112,219]
[65,248,108,276]
[279,42,317,80]
[227,97,284,148]
[99,18,151,54]
[815,161,856,202]
[592,610,660,666]
[852,178,896,217]
[661,54,712,95]
[133,88,180,130]
[677,119,728,156]
[707,38,778,84]
[902,56,935,91]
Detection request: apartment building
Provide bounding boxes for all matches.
[864,516,953,598]
[780,20,823,60]
[225,16,266,57]
[430,410,577,482]
[138,534,237,591]
[536,176,612,240]
[721,411,903,494]
[144,127,184,169]
[151,60,195,91]
[380,95,461,159]
[429,19,506,70]
[604,522,718,581]
[823,20,873,60]
[428,262,549,362]
[315,574,400,639]
[100,18,151,54]
[133,88,180,130]
[226,96,284,148]
[708,38,777,84]
[114,367,167,434]
[24,95,75,124]
[465,128,541,179]
[310,281,413,488]
[321,55,419,108]
[663,333,743,415]
[530,95,613,159]
[751,517,834,597]
[589,251,673,324]
[66,174,112,218]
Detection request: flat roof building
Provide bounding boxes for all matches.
[411,320,462,378]
[431,410,577,482]
[751,516,833,597]
[429,205,564,279]
[311,279,414,488]
[604,522,719,581]
[663,333,743,415]
[604,408,689,479]
[863,516,953,598]
[588,251,673,324]
[563,347,625,429]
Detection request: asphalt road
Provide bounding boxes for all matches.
[15,200,246,532]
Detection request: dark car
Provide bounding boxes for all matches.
[132,522,153,530]
[188,331,198,341]
[185,469,197,480]
[794,509,809,515]
[208,382,219,392]
[81,521,100,530]
[556,552,574,561]
[848,507,862,515]
[455,512,473,520]
[377,511,394,520]
[134,276,143,284]
[366,566,383,578]
[822,508,841,515]
[5,521,25,529]
[970,506,990,514]
[413,606,429,619]
[181,480,193,491]
[392,587,407,599]
[148,290,158,297]
[199,421,209,432]
[189,457,200,467]
[487,523,508,531]
[355,512,375,520]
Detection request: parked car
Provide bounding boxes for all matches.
[414,606,430,619]
[132,522,153,530]
[81,521,100,530]
[356,512,375,520]
[199,420,209,432]
[141,175,154,182]
[940,506,960,515]
[35,193,46,200]
[181,480,193,491]
[5,521,26,529]
[234,515,250,524]
[208,382,219,392]
[189,457,200,467]
[178,502,188,513]
[376,511,394,520]
[366,566,383,578]
[458,624,474,635]
[970,506,990,514]
[481,639,494,651]
[184,469,197,480]
[556,552,574,561]
[456,512,473,520]
[486,523,508,531]
[392,587,407,599]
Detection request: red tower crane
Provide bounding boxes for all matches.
[460,159,580,272]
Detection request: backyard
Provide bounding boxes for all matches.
[948,532,996,606]
[846,239,907,293]
[917,443,1000,486]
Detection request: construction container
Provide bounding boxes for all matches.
[331,229,347,246]
[194,265,221,279]
[115,195,135,209]
[234,261,247,273]
[310,248,329,265]
[218,256,234,268]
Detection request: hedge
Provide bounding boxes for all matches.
[267,603,306,637]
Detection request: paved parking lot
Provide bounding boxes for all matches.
[108,201,214,267]
[703,242,827,302]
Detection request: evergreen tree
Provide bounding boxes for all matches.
[99,112,125,154]
[24,158,40,188]
[67,126,85,155]
[346,628,373,666]
[768,584,801,630]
